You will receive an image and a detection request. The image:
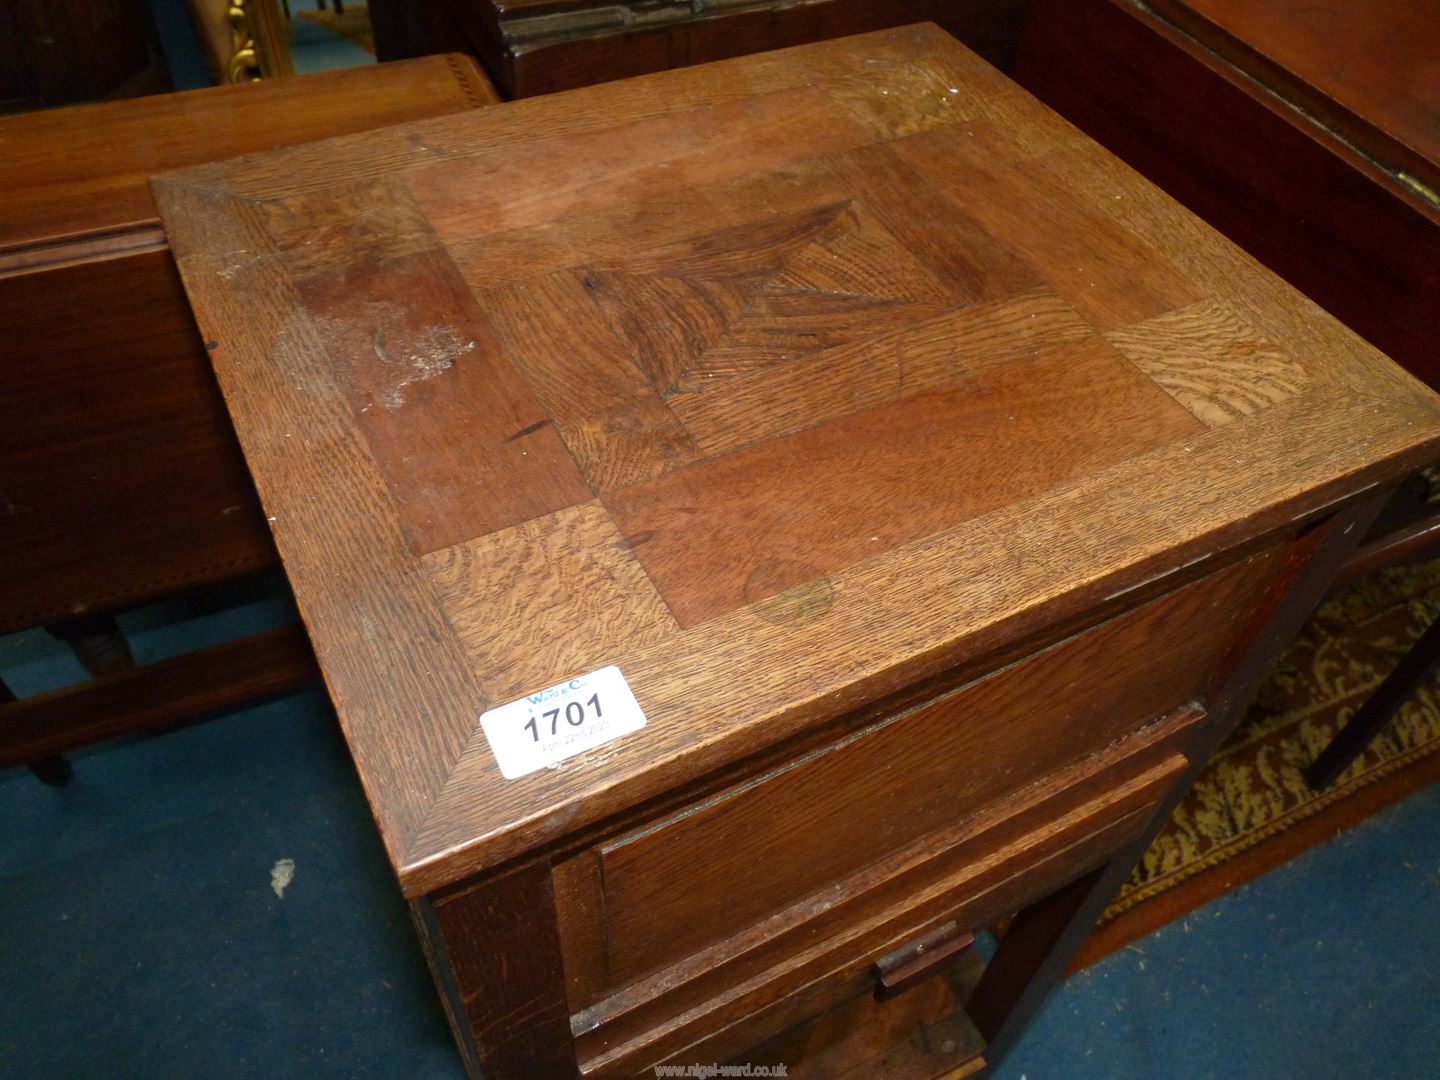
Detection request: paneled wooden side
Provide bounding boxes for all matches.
[419,861,575,1079]
[0,251,274,632]
[968,492,1391,1065]
[576,740,1194,1075]
[590,547,1278,987]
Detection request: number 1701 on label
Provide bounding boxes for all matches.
[480,665,648,780]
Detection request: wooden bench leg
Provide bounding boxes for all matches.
[34,615,135,786]
[27,754,74,787]
[45,614,135,678]
[1304,609,1440,791]
[1,677,74,787]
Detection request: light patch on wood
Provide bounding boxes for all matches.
[316,300,475,409]
[270,858,296,898]
[1105,301,1309,426]
[368,321,474,409]
[827,58,965,139]
[424,502,678,703]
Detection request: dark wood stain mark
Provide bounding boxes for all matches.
[505,418,553,442]
[296,245,592,554]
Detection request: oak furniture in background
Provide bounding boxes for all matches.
[0,0,167,113]
[370,0,1030,98]
[1011,0,1440,792]
[0,55,500,779]
[1011,0,1440,388]
[153,26,1440,1077]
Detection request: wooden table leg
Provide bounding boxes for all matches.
[970,488,1389,1068]
[1304,608,1440,791]
[411,861,577,1080]
[45,614,135,678]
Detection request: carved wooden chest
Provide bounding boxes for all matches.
[373,0,1027,97]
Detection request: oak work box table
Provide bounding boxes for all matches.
[153,25,1440,1078]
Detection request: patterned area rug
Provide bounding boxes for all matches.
[295,4,375,54]
[1076,556,1440,966]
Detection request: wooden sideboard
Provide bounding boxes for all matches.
[0,0,166,112]
[0,56,499,775]
[370,0,1030,98]
[152,26,1440,1077]
[1011,0,1440,387]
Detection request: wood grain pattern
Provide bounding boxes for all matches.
[183,27,989,204]
[824,142,1038,306]
[295,240,593,553]
[425,502,678,704]
[151,184,489,859]
[444,160,849,293]
[0,55,500,630]
[409,385,1431,893]
[0,55,497,257]
[419,862,576,1078]
[402,87,875,246]
[667,289,1093,455]
[151,24,1440,903]
[481,270,703,493]
[1105,300,1308,426]
[606,335,1202,628]
[593,552,1274,987]
[580,200,955,393]
[410,0,1029,100]
[889,121,1205,330]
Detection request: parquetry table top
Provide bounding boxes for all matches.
[152,24,1440,895]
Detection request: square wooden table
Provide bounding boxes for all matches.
[153,25,1440,1078]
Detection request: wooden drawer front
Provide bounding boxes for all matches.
[586,547,1278,989]
[574,715,1197,1077]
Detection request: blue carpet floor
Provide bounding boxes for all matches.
[287,2,375,78]
[2,593,1437,1078]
